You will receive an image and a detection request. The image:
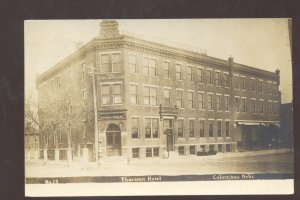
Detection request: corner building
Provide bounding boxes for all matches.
[37,20,281,161]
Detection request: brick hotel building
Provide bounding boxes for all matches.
[36,20,281,161]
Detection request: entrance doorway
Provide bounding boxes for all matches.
[163,119,174,151]
[106,124,121,156]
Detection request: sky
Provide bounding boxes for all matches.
[25,19,292,103]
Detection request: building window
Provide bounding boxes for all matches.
[112,53,121,72]
[209,145,215,151]
[240,76,245,90]
[178,146,185,156]
[132,148,140,158]
[208,120,214,137]
[240,98,246,112]
[250,79,255,91]
[176,90,183,108]
[224,73,229,87]
[176,64,183,80]
[225,121,230,137]
[101,85,110,105]
[273,83,277,94]
[207,94,213,110]
[178,119,184,138]
[146,147,159,157]
[215,72,221,86]
[187,66,193,82]
[251,99,256,113]
[268,102,272,113]
[144,86,158,106]
[200,145,206,151]
[189,120,195,138]
[218,144,223,152]
[199,120,205,137]
[129,54,137,73]
[145,118,159,139]
[197,68,203,83]
[153,147,159,157]
[113,84,122,104]
[131,117,139,139]
[217,121,222,137]
[164,89,171,107]
[216,95,221,111]
[273,102,278,113]
[143,57,157,76]
[198,93,204,109]
[234,75,239,89]
[101,54,109,73]
[188,91,194,109]
[224,96,229,111]
[259,100,264,113]
[146,148,152,157]
[226,144,231,152]
[189,146,196,155]
[163,61,170,78]
[207,70,213,85]
[130,84,138,104]
[258,80,263,92]
[235,97,240,112]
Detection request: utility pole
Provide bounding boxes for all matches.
[87,64,101,165]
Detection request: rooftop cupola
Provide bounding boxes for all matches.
[99,19,121,39]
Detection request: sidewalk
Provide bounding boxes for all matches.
[25,148,293,177]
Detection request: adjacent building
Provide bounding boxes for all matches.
[36,20,281,162]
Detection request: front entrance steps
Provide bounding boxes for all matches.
[99,156,128,167]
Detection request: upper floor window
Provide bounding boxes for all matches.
[143,57,157,76]
[250,79,255,91]
[197,68,203,83]
[235,97,240,112]
[131,117,139,138]
[199,120,205,137]
[223,73,229,87]
[164,89,171,107]
[259,100,264,113]
[100,53,121,73]
[176,90,183,108]
[129,54,137,73]
[234,75,239,89]
[145,118,159,138]
[188,91,194,109]
[258,80,263,92]
[225,121,230,137]
[208,120,214,137]
[187,66,193,82]
[163,61,170,78]
[189,120,195,138]
[207,94,213,110]
[176,64,183,80]
[144,86,158,106]
[224,96,229,111]
[215,72,221,86]
[178,119,184,138]
[101,85,110,105]
[207,70,213,85]
[273,102,278,113]
[251,99,256,113]
[130,84,138,105]
[240,98,246,112]
[113,84,122,104]
[268,101,272,113]
[216,95,221,111]
[240,77,245,90]
[198,93,204,109]
[217,121,222,137]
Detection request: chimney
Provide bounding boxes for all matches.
[99,20,121,39]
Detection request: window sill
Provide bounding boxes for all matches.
[143,75,159,78]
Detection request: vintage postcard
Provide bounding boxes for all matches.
[24,19,293,196]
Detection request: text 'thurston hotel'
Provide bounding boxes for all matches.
[36,20,281,162]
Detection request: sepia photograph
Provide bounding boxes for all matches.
[24,19,293,196]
